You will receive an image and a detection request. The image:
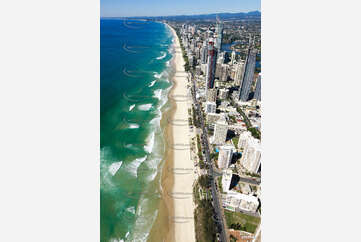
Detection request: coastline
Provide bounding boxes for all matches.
[148,23,196,242]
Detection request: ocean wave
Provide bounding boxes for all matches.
[124,156,147,177]
[144,132,155,153]
[148,80,156,87]
[108,161,123,176]
[126,206,136,215]
[129,104,135,111]
[131,197,159,242]
[100,148,120,191]
[145,157,162,181]
[153,72,162,79]
[153,89,162,100]
[128,123,139,129]
[138,103,152,111]
[156,51,167,60]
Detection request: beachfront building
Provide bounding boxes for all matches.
[205,40,217,97]
[254,73,261,101]
[212,115,228,145]
[205,101,216,114]
[218,145,235,169]
[222,191,259,213]
[240,136,261,173]
[221,169,233,193]
[239,48,256,101]
[206,113,222,129]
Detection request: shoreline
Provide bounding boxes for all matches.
[148,23,196,242]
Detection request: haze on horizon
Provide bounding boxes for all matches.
[101,0,261,18]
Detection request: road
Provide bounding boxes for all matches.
[190,72,228,242]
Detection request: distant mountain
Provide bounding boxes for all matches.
[119,11,261,21]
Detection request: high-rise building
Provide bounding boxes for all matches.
[205,101,217,114]
[218,145,235,169]
[212,115,228,145]
[195,47,200,59]
[239,49,256,101]
[234,61,245,86]
[221,169,233,193]
[238,131,253,150]
[195,65,202,75]
[206,88,217,102]
[231,51,236,64]
[217,51,225,64]
[188,55,194,68]
[220,64,229,82]
[205,40,217,95]
[200,41,208,64]
[215,62,222,79]
[254,73,261,101]
[240,136,261,173]
[215,18,223,50]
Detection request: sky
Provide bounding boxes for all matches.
[100,0,261,17]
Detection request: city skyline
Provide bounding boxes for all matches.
[100,0,261,17]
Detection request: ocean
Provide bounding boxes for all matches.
[100,19,173,242]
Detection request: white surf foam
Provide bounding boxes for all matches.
[148,80,156,87]
[126,206,136,214]
[153,89,162,100]
[125,156,147,177]
[138,103,152,111]
[153,72,162,79]
[144,132,155,153]
[128,123,139,129]
[108,161,123,176]
[156,51,166,60]
[129,104,135,111]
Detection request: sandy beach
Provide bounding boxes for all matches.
[148,24,196,242]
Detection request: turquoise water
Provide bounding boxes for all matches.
[100,19,173,242]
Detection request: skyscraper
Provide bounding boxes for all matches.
[218,145,235,169]
[231,51,236,64]
[212,115,228,145]
[200,41,208,64]
[254,73,261,101]
[239,48,256,101]
[234,61,245,86]
[215,18,223,51]
[205,40,217,95]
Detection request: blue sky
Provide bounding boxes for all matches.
[101,0,261,17]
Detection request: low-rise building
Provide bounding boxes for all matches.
[222,191,259,213]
